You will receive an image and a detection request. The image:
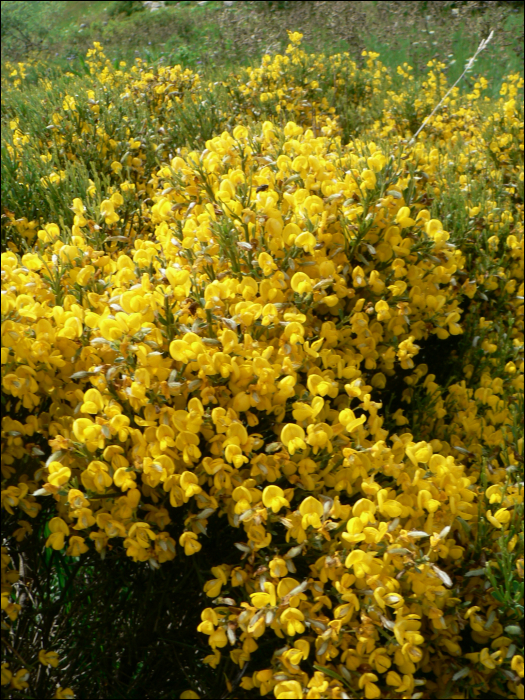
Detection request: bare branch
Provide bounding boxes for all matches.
[410,31,494,144]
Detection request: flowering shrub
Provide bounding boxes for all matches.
[1,34,523,700]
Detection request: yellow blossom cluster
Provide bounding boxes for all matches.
[1,33,523,700]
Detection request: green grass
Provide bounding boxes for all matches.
[2,1,523,92]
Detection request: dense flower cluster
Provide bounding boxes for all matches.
[1,34,523,700]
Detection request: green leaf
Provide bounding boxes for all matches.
[313,665,350,686]
[456,517,471,534]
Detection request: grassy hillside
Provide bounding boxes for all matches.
[2,1,523,91]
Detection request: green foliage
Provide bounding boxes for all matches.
[108,0,144,19]
[4,501,234,698]
[1,1,523,84]
[0,12,523,700]
[1,1,60,60]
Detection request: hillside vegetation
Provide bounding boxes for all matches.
[1,4,524,700]
[1,1,524,86]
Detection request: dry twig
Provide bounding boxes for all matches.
[410,30,494,144]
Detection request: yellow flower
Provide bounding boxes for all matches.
[386,672,414,693]
[262,485,289,513]
[203,566,228,597]
[203,650,221,669]
[359,672,380,699]
[406,441,433,466]
[479,647,498,669]
[100,199,119,224]
[2,42,524,700]
[299,496,323,529]
[292,639,310,662]
[81,388,104,414]
[295,231,316,254]
[306,422,333,454]
[511,655,524,678]
[486,508,511,529]
[345,550,379,578]
[395,206,415,228]
[290,272,313,294]
[280,608,305,636]
[342,517,366,544]
[417,489,440,513]
[81,461,112,493]
[209,627,228,649]
[1,485,28,515]
[287,31,303,44]
[113,467,137,491]
[38,649,60,668]
[307,374,338,398]
[73,418,104,451]
[281,424,306,455]
[76,265,94,286]
[1,664,12,686]
[197,608,218,635]
[258,252,277,275]
[66,536,88,557]
[250,582,276,608]
[339,408,366,434]
[46,517,70,550]
[11,669,29,690]
[12,520,33,542]
[179,532,202,556]
[269,558,288,578]
[274,679,303,699]
[276,578,307,610]
[292,396,324,422]
[170,339,195,362]
[180,472,202,500]
[361,169,377,190]
[369,647,391,673]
